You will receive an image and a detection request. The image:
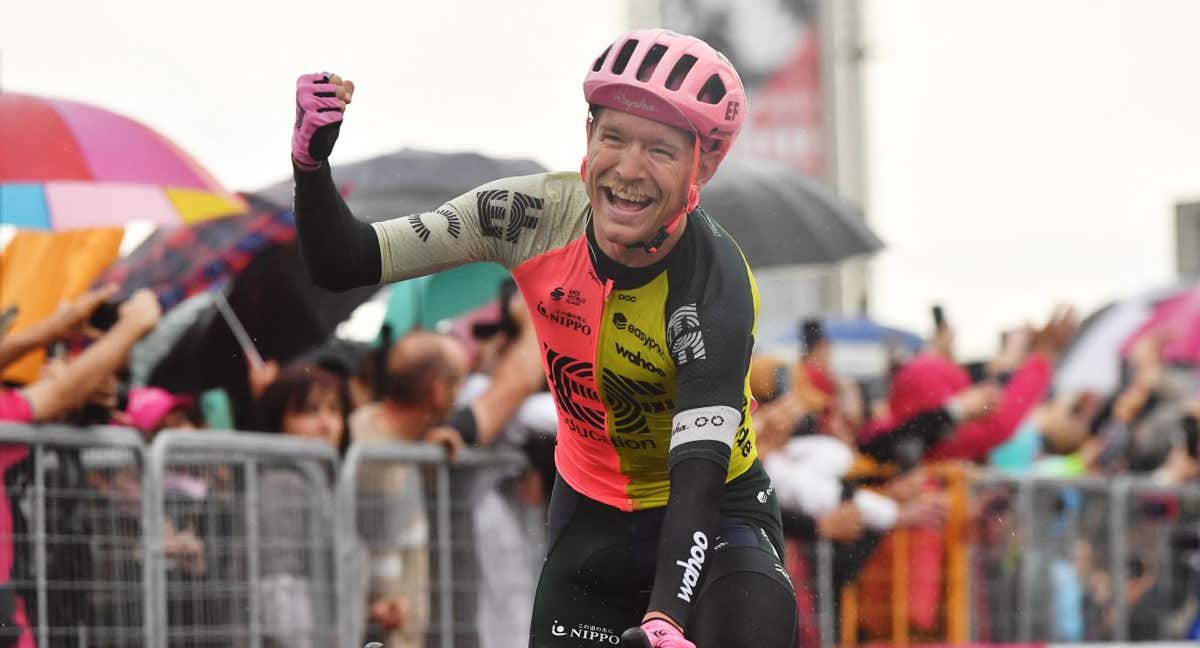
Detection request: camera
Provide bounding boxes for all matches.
[88,300,124,332]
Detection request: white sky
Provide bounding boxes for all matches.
[4,0,1198,358]
[862,0,1200,356]
[0,0,627,191]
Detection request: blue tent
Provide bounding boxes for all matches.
[773,317,924,351]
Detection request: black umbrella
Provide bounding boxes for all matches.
[260,148,547,222]
[147,241,380,427]
[700,159,883,268]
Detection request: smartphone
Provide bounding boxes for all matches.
[932,304,946,330]
[1182,413,1200,459]
[88,301,122,331]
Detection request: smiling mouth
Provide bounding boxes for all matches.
[602,187,654,213]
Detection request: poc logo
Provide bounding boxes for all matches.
[676,531,709,603]
[617,293,637,302]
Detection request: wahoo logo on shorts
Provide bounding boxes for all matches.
[676,531,708,603]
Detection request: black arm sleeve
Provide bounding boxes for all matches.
[292,163,382,291]
[860,408,956,470]
[647,446,727,628]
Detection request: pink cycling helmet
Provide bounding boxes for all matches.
[583,28,747,163]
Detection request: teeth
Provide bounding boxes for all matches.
[608,187,651,203]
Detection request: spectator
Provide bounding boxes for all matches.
[1,288,161,424]
[879,305,1078,463]
[794,319,838,433]
[0,287,160,648]
[254,363,351,648]
[349,330,470,648]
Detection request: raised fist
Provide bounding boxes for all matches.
[292,72,354,169]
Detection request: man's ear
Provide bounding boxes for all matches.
[695,149,723,188]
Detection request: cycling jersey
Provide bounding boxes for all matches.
[371,171,761,511]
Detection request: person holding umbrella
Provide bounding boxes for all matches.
[290,28,795,648]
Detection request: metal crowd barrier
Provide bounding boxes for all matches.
[11,422,1194,647]
[335,441,534,648]
[1,423,149,648]
[791,464,1200,647]
[1,424,533,648]
[968,473,1200,644]
[144,430,341,648]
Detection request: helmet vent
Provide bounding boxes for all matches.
[611,39,639,75]
[592,44,613,72]
[697,74,727,104]
[665,55,697,91]
[636,44,669,82]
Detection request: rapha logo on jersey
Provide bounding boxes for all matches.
[615,342,667,377]
[407,206,463,242]
[545,347,605,431]
[676,531,709,603]
[476,189,542,242]
[612,313,668,360]
[550,621,620,645]
[667,304,706,364]
[536,303,592,336]
[601,369,673,437]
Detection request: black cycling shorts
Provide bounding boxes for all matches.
[529,464,797,648]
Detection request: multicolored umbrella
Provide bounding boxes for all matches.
[0,93,245,229]
[94,197,296,310]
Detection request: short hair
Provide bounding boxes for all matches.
[383,332,463,406]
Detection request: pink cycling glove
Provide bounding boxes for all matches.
[292,72,345,169]
[620,619,695,648]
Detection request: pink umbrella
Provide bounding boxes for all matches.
[0,93,245,229]
[1121,284,1200,363]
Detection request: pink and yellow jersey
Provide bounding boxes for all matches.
[373,172,760,511]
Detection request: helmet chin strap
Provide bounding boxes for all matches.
[640,137,701,254]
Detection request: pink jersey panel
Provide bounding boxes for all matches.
[512,238,632,510]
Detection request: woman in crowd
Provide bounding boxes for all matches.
[254,363,351,648]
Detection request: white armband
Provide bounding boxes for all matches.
[670,405,741,451]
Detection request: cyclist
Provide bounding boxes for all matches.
[292,28,798,648]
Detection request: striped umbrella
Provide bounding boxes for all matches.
[0,93,245,229]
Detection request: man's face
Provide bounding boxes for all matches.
[585,109,696,257]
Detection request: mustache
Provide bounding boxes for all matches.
[597,177,658,200]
